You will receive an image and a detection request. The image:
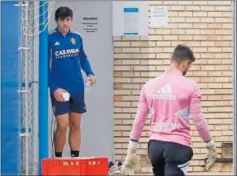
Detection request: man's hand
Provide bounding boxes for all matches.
[54,88,68,102]
[121,141,139,176]
[88,75,96,86]
[205,138,217,171]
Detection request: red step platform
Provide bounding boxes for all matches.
[42,157,109,175]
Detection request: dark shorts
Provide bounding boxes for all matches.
[148,140,193,176]
[51,93,87,116]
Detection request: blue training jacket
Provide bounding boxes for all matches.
[48,28,94,94]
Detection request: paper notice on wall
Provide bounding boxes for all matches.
[81,16,99,33]
[150,7,168,27]
[124,8,139,35]
[113,1,149,36]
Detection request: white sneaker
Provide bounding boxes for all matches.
[117,161,123,172]
[109,161,121,175]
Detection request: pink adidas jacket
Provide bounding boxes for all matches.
[130,69,212,147]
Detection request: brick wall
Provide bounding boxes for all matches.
[113,1,233,173]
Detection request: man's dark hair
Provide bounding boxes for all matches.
[55,6,73,21]
[171,44,195,63]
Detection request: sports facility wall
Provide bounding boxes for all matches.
[1,0,114,174]
[0,1,22,175]
[113,1,236,174]
[0,0,236,175]
[48,1,114,160]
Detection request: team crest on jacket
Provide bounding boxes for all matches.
[71,37,76,45]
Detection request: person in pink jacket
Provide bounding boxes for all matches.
[122,44,217,176]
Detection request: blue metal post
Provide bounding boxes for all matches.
[39,1,48,174]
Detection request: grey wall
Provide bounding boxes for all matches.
[48,1,114,160]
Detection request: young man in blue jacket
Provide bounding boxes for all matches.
[48,6,96,157]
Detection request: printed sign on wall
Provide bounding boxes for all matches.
[113,1,149,36]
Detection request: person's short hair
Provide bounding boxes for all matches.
[171,44,195,63]
[55,6,73,21]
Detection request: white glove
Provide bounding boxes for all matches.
[205,138,217,171]
[121,141,139,176]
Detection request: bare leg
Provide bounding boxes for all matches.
[54,113,69,156]
[69,112,82,157]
